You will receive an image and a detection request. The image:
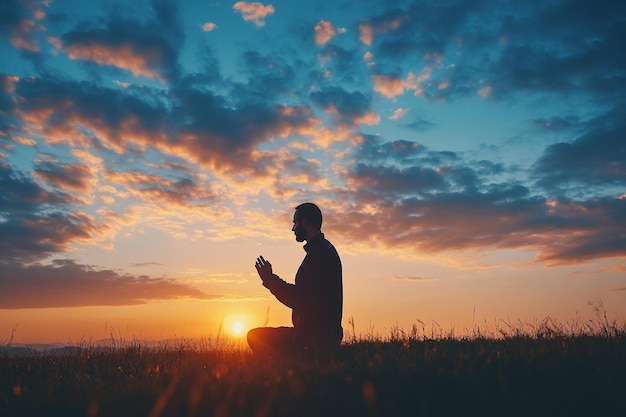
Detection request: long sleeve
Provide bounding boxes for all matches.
[262,273,300,309]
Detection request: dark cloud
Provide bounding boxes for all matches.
[531,115,581,132]
[171,87,318,172]
[232,51,297,102]
[0,259,211,309]
[489,1,626,100]
[361,0,626,104]
[0,0,28,40]
[335,134,626,265]
[59,0,183,82]
[330,185,626,265]
[0,162,105,264]
[0,0,43,58]
[12,74,316,175]
[405,117,435,132]
[34,161,93,192]
[309,87,372,125]
[352,136,459,168]
[349,163,445,198]
[17,75,168,151]
[533,106,626,192]
[312,44,365,86]
[1,79,23,141]
[364,0,486,64]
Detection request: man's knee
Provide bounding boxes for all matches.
[247,327,262,350]
[247,327,295,355]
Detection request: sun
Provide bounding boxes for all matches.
[232,321,245,335]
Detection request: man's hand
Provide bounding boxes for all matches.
[255,256,273,282]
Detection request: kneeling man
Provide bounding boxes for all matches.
[248,203,343,355]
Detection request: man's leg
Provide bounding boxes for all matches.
[247,327,295,356]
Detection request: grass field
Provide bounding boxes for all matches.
[2,310,625,417]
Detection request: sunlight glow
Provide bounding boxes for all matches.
[233,321,244,335]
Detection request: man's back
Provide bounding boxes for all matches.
[292,233,343,346]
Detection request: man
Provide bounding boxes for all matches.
[247,202,343,355]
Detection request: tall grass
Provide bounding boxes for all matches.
[1,308,625,417]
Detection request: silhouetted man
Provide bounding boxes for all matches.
[247,203,343,355]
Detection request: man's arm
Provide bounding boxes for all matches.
[255,256,299,308]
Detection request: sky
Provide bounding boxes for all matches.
[1,0,625,344]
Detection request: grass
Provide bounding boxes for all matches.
[1,308,625,417]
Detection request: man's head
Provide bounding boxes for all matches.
[292,202,322,242]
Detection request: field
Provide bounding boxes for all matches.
[2,312,625,417]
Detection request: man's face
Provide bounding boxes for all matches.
[292,211,307,242]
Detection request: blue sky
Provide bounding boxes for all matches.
[1,0,625,342]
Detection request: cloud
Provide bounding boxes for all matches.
[348,163,445,197]
[356,1,626,104]
[0,0,47,53]
[477,85,491,98]
[485,2,626,100]
[330,189,626,266]
[0,259,211,309]
[202,22,217,32]
[314,20,336,45]
[233,2,274,27]
[373,70,431,98]
[105,168,220,208]
[53,0,183,81]
[0,161,107,264]
[372,74,405,98]
[233,50,297,102]
[358,9,408,46]
[12,74,319,176]
[405,117,435,132]
[314,44,365,85]
[309,87,379,126]
[328,136,626,265]
[33,161,94,192]
[531,115,580,131]
[389,108,408,120]
[533,106,626,193]
[392,276,437,282]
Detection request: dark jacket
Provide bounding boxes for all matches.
[263,233,343,347]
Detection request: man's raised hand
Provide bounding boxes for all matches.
[255,255,273,282]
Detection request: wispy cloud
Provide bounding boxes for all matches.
[392,275,437,282]
[389,108,408,120]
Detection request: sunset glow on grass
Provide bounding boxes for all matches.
[0,0,624,344]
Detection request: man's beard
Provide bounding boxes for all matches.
[294,224,306,242]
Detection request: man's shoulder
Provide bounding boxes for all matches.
[306,234,340,258]
[319,237,341,259]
